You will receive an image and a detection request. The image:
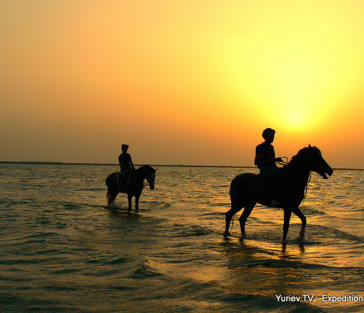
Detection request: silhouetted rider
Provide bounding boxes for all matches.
[118,144,135,186]
[254,128,283,179]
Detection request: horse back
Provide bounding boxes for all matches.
[229,173,258,196]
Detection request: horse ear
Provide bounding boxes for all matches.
[309,144,312,148]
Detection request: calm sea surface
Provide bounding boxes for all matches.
[0,163,363,312]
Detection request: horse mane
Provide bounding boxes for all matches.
[289,147,310,163]
[284,146,320,169]
[136,165,155,172]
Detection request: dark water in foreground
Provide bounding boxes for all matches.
[0,163,363,312]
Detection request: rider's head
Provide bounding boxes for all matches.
[121,144,129,152]
[262,128,275,143]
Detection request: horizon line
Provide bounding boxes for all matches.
[0,160,362,171]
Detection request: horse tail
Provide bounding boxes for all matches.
[105,172,119,204]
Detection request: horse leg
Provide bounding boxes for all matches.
[134,194,140,213]
[127,194,133,212]
[238,203,255,239]
[224,199,243,236]
[283,208,292,242]
[292,206,306,240]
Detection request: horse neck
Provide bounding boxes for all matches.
[284,159,311,189]
[135,166,149,182]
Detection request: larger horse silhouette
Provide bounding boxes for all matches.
[106,165,156,212]
[225,146,333,241]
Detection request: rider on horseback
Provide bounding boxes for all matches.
[254,128,283,206]
[118,144,135,189]
[254,128,282,178]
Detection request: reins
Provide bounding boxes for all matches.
[277,156,288,166]
[230,214,234,231]
[300,170,312,208]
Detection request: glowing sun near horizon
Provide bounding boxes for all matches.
[216,2,363,134]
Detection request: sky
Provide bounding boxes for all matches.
[1,0,363,168]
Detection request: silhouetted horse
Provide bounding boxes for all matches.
[106,165,156,212]
[225,146,333,241]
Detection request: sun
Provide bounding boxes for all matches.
[285,110,306,128]
[216,3,360,135]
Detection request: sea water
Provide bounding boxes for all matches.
[0,163,363,312]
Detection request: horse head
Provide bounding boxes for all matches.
[287,146,333,179]
[139,165,156,190]
[306,145,334,179]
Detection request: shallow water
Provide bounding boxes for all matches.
[0,163,363,312]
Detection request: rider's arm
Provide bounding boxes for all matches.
[255,154,276,167]
[129,154,135,169]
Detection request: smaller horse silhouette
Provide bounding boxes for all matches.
[106,165,156,212]
[225,146,333,241]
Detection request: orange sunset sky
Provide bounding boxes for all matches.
[1,1,363,168]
